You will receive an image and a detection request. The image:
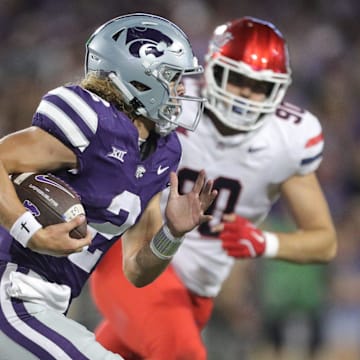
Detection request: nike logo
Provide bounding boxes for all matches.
[248,146,266,153]
[157,165,169,175]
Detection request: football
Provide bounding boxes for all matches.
[11,172,87,239]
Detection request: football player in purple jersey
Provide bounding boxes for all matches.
[0,13,217,360]
[90,17,338,360]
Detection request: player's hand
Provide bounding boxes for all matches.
[212,214,266,258]
[165,170,217,237]
[27,215,92,257]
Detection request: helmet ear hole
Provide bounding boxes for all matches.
[130,81,150,92]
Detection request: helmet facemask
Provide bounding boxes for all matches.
[205,56,291,131]
[139,63,205,136]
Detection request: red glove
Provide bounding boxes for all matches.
[219,215,266,258]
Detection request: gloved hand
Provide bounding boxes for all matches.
[213,214,279,258]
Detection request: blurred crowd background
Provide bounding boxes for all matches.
[2,0,360,359]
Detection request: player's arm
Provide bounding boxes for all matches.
[275,172,337,262]
[121,191,165,287]
[0,127,92,255]
[122,170,217,287]
[215,172,337,263]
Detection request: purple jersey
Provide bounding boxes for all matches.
[0,85,181,299]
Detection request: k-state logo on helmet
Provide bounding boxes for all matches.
[126,27,174,59]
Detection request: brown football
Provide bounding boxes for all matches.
[11,172,87,239]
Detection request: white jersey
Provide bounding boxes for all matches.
[166,84,324,297]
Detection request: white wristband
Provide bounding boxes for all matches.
[263,232,279,258]
[150,224,184,260]
[9,211,43,248]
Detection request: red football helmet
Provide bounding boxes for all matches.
[204,17,292,131]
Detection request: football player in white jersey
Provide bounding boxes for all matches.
[90,17,338,360]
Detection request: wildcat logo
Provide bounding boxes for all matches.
[126,27,181,60]
[135,165,146,179]
[23,200,40,217]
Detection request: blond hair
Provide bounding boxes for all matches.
[80,73,137,120]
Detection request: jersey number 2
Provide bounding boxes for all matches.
[69,191,141,273]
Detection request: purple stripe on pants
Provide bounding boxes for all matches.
[0,262,89,359]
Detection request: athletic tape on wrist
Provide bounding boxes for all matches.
[263,232,279,258]
[9,211,43,248]
[150,224,184,260]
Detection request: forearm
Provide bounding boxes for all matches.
[0,127,77,230]
[274,227,337,263]
[276,173,337,263]
[123,223,183,287]
[123,170,216,287]
[125,243,171,287]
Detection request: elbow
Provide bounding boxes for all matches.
[321,231,338,262]
[123,262,153,288]
[127,274,152,288]
[122,245,167,287]
[324,239,338,262]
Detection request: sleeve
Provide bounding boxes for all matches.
[297,112,324,176]
[32,86,99,159]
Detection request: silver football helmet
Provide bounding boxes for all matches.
[85,13,206,136]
